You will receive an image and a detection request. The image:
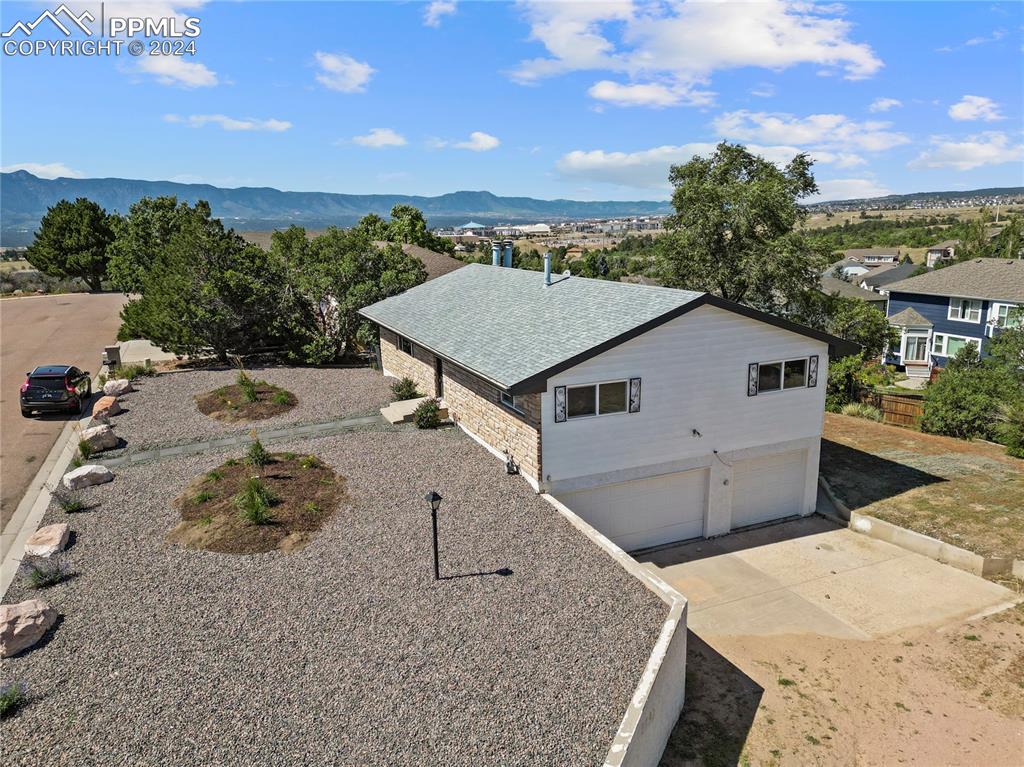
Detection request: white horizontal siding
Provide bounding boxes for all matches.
[541,305,828,484]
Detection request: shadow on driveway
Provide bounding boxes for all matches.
[819,438,945,511]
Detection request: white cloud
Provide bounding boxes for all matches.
[138,55,217,87]
[948,95,1004,121]
[163,114,292,132]
[0,161,84,179]
[351,128,407,148]
[868,97,901,113]
[453,131,500,151]
[936,27,1005,52]
[809,178,893,202]
[587,80,714,108]
[314,51,374,93]
[713,110,910,152]
[750,82,776,98]
[909,132,1024,171]
[555,142,863,190]
[424,0,456,27]
[513,0,882,107]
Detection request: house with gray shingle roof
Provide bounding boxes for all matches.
[360,262,855,552]
[884,258,1023,375]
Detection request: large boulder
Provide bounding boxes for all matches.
[24,523,70,558]
[80,424,118,452]
[103,378,133,396]
[63,464,113,490]
[0,600,58,658]
[92,395,121,420]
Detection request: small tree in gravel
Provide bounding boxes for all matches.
[0,682,27,719]
[237,370,259,403]
[412,398,442,429]
[391,377,421,401]
[245,432,271,468]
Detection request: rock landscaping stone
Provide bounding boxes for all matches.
[92,395,121,420]
[80,424,118,451]
[62,464,114,490]
[0,599,57,658]
[24,523,70,558]
[103,378,134,396]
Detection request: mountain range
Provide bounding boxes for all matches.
[0,171,672,246]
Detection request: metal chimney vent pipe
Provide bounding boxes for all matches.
[543,252,552,286]
[503,240,513,268]
[491,241,501,267]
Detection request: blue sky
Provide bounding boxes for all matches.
[2,1,1022,201]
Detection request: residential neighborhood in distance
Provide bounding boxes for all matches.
[1,2,1022,766]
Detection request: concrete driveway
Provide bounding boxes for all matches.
[638,515,1019,640]
[0,292,127,527]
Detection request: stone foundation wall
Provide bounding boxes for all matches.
[378,327,542,484]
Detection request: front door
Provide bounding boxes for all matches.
[434,357,444,398]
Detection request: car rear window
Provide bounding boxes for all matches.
[29,376,67,391]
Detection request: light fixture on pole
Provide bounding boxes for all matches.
[424,491,443,580]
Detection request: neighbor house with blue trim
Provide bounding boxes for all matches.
[884,258,1024,377]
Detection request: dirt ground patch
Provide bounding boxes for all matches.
[168,451,344,554]
[821,413,1024,559]
[195,379,297,422]
[664,601,1024,767]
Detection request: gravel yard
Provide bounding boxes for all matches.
[109,367,393,449]
[1,426,666,766]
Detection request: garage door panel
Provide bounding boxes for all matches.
[557,469,707,551]
[732,450,806,529]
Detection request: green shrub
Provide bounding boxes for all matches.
[271,390,291,406]
[840,402,884,421]
[298,454,321,470]
[412,398,442,429]
[193,490,214,504]
[69,454,83,469]
[234,476,277,525]
[245,438,271,468]
[282,452,297,461]
[224,458,239,466]
[0,683,26,719]
[391,376,422,401]
[303,501,320,514]
[57,496,85,513]
[20,556,71,589]
[995,401,1024,458]
[921,356,1019,441]
[114,361,156,380]
[237,370,258,403]
[77,439,94,460]
[206,469,223,482]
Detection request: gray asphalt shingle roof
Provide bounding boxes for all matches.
[888,307,932,327]
[886,258,1024,302]
[360,263,703,389]
[819,274,887,303]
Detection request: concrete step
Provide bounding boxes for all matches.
[380,396,449,425]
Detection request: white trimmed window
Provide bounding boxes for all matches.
[948,298,982,322]
[992,303,1022,329]
[756,358,808,393]
[932,333,980,358]
[903,334,929,362]
[398,336,414,356]
[565,380,627,419]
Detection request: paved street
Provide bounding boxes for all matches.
[0,293,127,527]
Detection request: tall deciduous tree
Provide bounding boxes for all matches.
[355,204,456,255]
[26,198,113,291]
[107,197,218,293]
[656,142,830,313]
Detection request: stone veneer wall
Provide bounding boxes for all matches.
[379,327,543,485]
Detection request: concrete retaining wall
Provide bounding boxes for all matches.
[542,494,688,767]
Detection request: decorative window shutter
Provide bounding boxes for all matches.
[554,386,567,422]
[808,355,819,388]
[628,378,641,413]
[747,363,759,397]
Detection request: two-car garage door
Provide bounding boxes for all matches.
[556,469,707,552]
[731,450,807,529]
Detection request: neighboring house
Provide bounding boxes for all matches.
[360,262,855,552]
[842,247,900,266]
[373,241,466,281]
[885,258,1024,376]
[859,261,922,295]
[925,239,958,268]
[818,274,888,310]
[826,258,870,279]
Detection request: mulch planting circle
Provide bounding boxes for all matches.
[167,453,345,554]
[195,381,297,422]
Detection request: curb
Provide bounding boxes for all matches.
[0,367,108,599]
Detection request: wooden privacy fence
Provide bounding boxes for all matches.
[857,389,925,428]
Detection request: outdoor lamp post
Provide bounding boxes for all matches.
[424,491,443,580]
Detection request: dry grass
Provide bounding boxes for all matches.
[821,413,1024,559]
[0,259,32,273]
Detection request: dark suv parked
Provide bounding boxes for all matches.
[20,365,92,417]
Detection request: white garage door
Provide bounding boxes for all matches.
[731,450,807,529]
[557,469,707,552]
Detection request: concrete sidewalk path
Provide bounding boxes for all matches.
[639,516,1019,640]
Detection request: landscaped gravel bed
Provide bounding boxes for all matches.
[1,426,667,766]
[108,366,393,449]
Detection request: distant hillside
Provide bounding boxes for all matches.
[0,171,672,245]
[808,186,1024,209]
